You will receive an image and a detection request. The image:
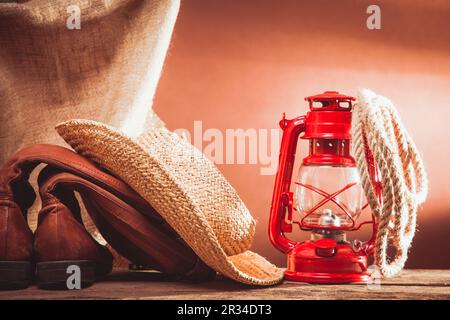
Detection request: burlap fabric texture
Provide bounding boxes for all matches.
[0,0,179,240]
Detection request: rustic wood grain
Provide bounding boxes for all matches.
[0,269,449,300]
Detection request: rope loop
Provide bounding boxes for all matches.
[352,89,428,277]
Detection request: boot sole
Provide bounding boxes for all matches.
[0,261,32,290]
[36,260,95,290]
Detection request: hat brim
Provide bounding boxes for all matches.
[56,119,284,286]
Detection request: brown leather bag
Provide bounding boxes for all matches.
[0,144,214,288]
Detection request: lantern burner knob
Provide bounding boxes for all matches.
[314,238,337,258]
[318,209,341,227]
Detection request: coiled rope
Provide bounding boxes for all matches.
[352,89,428,277]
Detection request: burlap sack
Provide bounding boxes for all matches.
[0,0,180,243]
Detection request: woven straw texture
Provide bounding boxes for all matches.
[56,119,284,285]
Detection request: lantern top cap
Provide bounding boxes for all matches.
[305,91,356,102]
[305,91,356,111]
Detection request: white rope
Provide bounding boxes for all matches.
[352,89,428,277]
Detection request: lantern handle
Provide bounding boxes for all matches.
[268,115,306,254]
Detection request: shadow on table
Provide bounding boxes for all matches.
[104,269,271,291]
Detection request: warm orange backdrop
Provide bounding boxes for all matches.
[154,0,450,268]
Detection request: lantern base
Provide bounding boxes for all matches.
[284,239,372,284]
[284,270,371,283]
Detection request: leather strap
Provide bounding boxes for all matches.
[0,144,151,216]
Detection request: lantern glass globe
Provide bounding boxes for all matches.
[294,165,364,229]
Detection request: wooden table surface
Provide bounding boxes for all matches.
[1,269,449,300]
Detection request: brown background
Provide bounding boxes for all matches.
[154,0,450,269]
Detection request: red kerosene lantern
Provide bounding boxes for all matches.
[269,91,381,283]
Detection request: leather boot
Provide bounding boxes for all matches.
[34,182,113,289]
[37,166,215,282]
[0,197,33,289]
[0,144,215,290]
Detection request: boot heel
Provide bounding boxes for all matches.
[0,261,32,290]
[36,260,95,290]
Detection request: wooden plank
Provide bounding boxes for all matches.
[0,269,449,300]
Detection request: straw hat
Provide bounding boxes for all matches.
[56,119,284,286]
